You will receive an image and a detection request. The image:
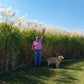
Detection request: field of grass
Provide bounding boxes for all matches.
[0,58,84,84]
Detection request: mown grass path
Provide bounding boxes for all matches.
[0,58,84,84]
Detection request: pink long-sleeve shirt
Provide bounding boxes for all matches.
[32,35,44,50]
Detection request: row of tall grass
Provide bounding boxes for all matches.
[0,23,84,73]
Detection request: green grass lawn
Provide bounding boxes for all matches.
[0,58,84,84]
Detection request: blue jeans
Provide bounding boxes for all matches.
[34,50,42,66]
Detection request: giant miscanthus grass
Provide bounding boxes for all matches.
[0,6,28,30]
[0,6,84,73]
[27,20,84,37]
[0,6,84,37]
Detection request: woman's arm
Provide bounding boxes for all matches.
[40,28,45,41]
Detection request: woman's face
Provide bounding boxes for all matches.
[36,38,40,42]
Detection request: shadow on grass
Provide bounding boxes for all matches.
[60,57,84,71]
[53,70,78,84]
[0,57,83,84]
[0,66,55,84]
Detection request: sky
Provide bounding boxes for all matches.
[0,0,84,31]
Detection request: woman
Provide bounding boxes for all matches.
[32,29,45,66]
